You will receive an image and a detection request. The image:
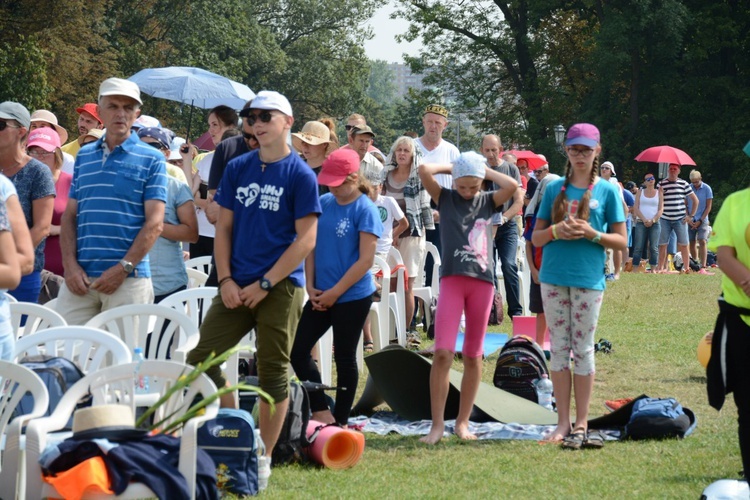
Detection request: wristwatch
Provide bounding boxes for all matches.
[259,277,273,291]
[119,260,134,274]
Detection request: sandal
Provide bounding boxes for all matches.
[561,427,586,450]
[583,430,604,449]
[363,341,374,354]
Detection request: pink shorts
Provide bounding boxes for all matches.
[434,275,494,358]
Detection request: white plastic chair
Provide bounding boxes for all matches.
[3,293,17,304]
[25,360,219,500]
[0,361,49,500]
[85,304,199,364]
[517,238,531,316]
[158,287,218,332]
[368,256,392,353]
[185,255,213,276]
[413,241,441,329]
[386,247,407,344]
[14,326,132,373]
[9,301,67,340]
[186,268,209,288]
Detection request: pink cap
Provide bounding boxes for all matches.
[27,127,61,152]
[565,123,600,147]
[318,149,360,187]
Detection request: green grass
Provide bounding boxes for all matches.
[263,271,735,499]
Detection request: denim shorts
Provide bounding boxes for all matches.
[659,218,688,246]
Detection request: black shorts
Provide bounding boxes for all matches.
[529,280,544,314]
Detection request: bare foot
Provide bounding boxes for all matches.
[419,426,444,445]
[311,410,336,424]
[543,424,571,442]
[455,422,477,440]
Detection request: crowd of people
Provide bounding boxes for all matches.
[1,73,748,480]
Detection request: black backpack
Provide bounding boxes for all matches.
[271,379,312,465]
[492,335,549,403]
[625,397,696,440]
[16,355,91,427]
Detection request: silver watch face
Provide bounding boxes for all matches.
[121,261,134,273]
[260,278,272,291]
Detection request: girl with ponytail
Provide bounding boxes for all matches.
[531,123,627,449]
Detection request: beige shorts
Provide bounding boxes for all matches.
[398,234,426,279]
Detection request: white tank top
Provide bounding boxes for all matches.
[638,190,660,221]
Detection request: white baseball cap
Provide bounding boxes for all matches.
[99,78,142,105]
[246,90,293,117]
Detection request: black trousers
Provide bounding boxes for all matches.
[726,312,750,475]
[290,296,372,425]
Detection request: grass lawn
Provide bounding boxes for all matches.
[264,270,736,499]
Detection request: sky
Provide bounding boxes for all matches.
[363,2,422,64]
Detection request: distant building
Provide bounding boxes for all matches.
[387,63,431,99]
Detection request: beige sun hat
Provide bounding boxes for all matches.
[30,110,69,144]
[291,121,334,154]
[72,404,147,440]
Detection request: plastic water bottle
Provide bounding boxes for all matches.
[535,374,554,411]
[133,347,149,394]
[257,456,270,491]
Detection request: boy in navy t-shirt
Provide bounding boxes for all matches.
[187,91,321,467]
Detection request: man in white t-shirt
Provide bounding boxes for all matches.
[415,104,459,293]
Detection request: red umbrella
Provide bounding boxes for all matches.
[505,150,547,170]
[192,131,215,151]
[634,145,695,166]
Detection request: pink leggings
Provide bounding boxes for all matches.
[434,275,494,358]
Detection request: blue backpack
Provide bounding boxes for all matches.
[16,355,90,428]
[197,408,259,496]
[625,397,696,440]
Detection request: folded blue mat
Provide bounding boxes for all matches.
[455,332,509,357]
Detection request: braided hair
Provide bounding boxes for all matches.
[551,156,600,223]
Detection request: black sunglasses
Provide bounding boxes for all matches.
[0,121,20,132]
[143,140,166,150]
[242,131,257,142]
[345,125,355,131]
[239,109,275,126]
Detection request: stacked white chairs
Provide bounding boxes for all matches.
[14,326,132,374]
[0,360,49,500]
[386,247,407,345]
[85,304,199,364]
[367,255,393,353]
[186,268,209,288]
[159,287,218,333]
[517,238,531,316]
[25,359,219,499]
[9,302,66,340]
[185,255,213,276]
[413,241,441,329]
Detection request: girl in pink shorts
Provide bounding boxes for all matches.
[418,152,518,444]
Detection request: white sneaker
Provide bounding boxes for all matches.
[258,456,271,491]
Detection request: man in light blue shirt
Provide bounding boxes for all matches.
[687,169,713,270]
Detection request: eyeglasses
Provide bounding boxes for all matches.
[241,131,257,142]
[0,121,20,132]
[566,147,595,157]
[143,141,166,150]
[645,177,655,181]
[27,149,54,157]
[345,125,355,131]
[244,110,275,126]
[600,166,611,170]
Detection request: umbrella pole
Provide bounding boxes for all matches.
[186,101,194,142]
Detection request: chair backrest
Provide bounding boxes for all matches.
[158,287,218,332]
[2,293,17,304]
[25,360,218,500]
[185,255,213,276]
[186,268,209,288]
[418,241,442,294]
[14,326,132,373]
[387,246,404,267]
[0,360,49,496]
[85,304,199,363]
[10,302,67,340]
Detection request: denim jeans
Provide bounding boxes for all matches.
[494,219,523,317]
[632,221,660,267]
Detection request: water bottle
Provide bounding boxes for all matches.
[133,347,149,395]
[257,456,271,491]
[535,374,554,411]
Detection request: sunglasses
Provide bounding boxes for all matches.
[143,140,166,150]
[0,121,20,132]
[345,125,355,131]
[242,131,257,142]
[645,177,655,181]
[242,110,275,126]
